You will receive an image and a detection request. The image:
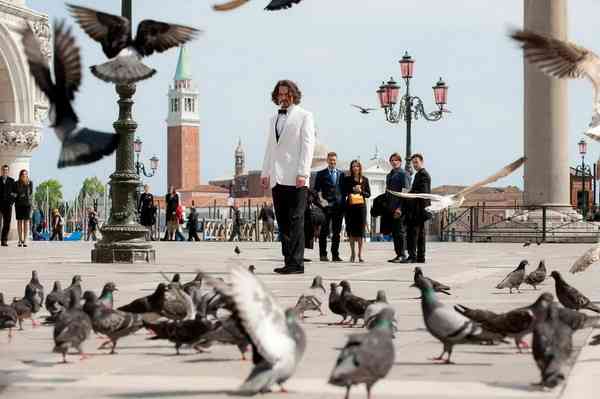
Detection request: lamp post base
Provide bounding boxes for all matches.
[91,224,156,263]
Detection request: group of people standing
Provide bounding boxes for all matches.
[0,164,34,248]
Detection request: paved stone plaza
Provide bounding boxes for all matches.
[0,241,599,399]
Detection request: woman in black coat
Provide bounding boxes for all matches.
[342,160,370,262]
[14,169,33,247]
[138,184,155,240]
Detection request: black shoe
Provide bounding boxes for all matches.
[320,256,329,262]
[303,258,312,262]
[416,259,426,263]
[274,267,304,275]
[400,257,416,264]
[1,242,6,247]
[332,256,343,262]
[387,256,400,263]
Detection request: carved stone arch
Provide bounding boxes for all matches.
[0,21,32,124]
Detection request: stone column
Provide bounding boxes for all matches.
[523,0,571,210]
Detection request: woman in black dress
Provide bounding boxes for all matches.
[138,184,155,240]
[343,160,370,262]
[14,169,33,247]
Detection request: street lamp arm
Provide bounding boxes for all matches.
[136,161,156,178]
[412,97,444,121]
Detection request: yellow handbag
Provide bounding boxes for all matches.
[348,193,365,206]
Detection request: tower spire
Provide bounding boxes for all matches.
[175,45,192,82]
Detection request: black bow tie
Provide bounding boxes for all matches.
[278,109,287,115]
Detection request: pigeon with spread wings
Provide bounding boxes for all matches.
[22,21,118,168]
[510,29,600,137]
[388,157,526,213]
[67,3,200,84]
[213,0,303,12]
[570,244,600,274]
[351,104,377,114]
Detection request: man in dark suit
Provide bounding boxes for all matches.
[0,164,16,246]
[385,153,410,263]
[403,153,431,263]
[313,152,345,262]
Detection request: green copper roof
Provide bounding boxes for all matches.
[175,45,192,81]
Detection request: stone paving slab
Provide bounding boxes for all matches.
[0,241,599,398]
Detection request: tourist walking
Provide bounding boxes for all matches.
[86,209,99,241]
[313,151,345,262]
[187,203,201,241]
[404,154,431,263]
[386,153,410,263]
[0,164,16,247]
[165,186,179,241]
[31,205,44,241]
[228,204,242,241]
[14,169,33,247]
[258,202,275,242]
[260,79,315,274]
[343,160,370,263]
[50,209,64,241]
[138,184,155,241]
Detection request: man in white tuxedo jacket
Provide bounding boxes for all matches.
[261,80,315,274]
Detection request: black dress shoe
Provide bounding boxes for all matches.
[274,267,304,275]
[416,259,426,263]
[387,256,400,263]
[1,242,7,247]
[303,258,312,262]
[332,256,343,262]
[400,257,416,264]
[320,256,329,262]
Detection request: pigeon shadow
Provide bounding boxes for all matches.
[110,391,233,398]
[484,381,545,392]
[183,357,240,364]
[394,361,493,367]
[20,359,62,368]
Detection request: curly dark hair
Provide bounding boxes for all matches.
[271,80,302,105]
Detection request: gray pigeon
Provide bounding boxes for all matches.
[415,274,502,364]
[339,280,370,326]
[117,283,167,323]
[0,293,18,339]
[25,270,44,314]
[67,4,200,85]
[82,291,144,354]
[45,281,69,322]
[524,260,547,290]
[294,276,326,319]
[329,308,395,399]
[64,275,83,303]
[363,290,398,334]
[329,282,348,324]
[53,290,93,363]
[411,267,451,295]
[495,260,528,294]
[196,314,251,360]
[550,271,600,313]
[213,0,303,12]
[98,282,118,310]
[205,266,306,394]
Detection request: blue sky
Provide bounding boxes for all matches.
[26,0,599,200]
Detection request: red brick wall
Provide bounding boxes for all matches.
[168,125,200,190]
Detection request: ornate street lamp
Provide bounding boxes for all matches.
[92,0,156,263]
[576,139,592,219]
[376,51,449,174]
[133,137,159,178]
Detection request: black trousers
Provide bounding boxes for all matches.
[406,221,426,260]
[0,204,12,243]
[272,184,306,269]
[391,216,406,257]
[188,228,201,241]
[228,225,242,241]
[319,206,343,257]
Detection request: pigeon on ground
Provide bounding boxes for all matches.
[165,280,195,321]
[524,261,547,290]
[495,260,528,294]
[351,104,377,114]
[453,305,501,345]
[98,282,118,309]
[64,275,83,304]
[248,265,256,274]
[234,246,241,256]
[388,157,526,213]
[203,266,306,394]
[182,272,204,297]
[510,29,600,137]
[0,293,18,339]
[364,290,398,334]
[294,276,327,319]
[117,283,167,323]
[196,314,251,360]
[53,290,93,363]
[329,282,348,324]
[340,280,370,327]
[411,267,451,295]
[25,270,44,313]
[144,313,215,355]
[570,244,600,274]
[550,271,600,313]
[45,281,69,322]
[11,297,35,330]
[22,21,118,168]
[329,308,395,399]
[523,241,532,247]
[213,0,303,12]
[414,275,503,364]
[67,4,200,84]
[82,291,144,354]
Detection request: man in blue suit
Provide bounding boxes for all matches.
[314,152,345,262]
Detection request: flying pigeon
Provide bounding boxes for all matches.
[98,282,118,309]
[388,157,526,213]
[82,291,144,354]
[339,280,370,327]
[329,308,395,399]
[351,104,377,114]
[363,290,398,334]
[329,282,348,324]
[0,293,18,339]
[495,260,528,294]
[204,266,306,394]
[411,267,451,295]
[550,271,600,313]
[67,4,200,84]
[294,276,327,319]
[53,290,93,363]
[414,275,502,364]
[22,21,118,168]
[510,29,600,137]
[213,0,303,12]
[45,281,69,323]
[524,260,547,290]
[117,283,167,323]
[570,244,600,274]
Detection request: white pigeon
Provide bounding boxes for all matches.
[387,157,526,213]
[510,29,600,136]
[570,244,600,274]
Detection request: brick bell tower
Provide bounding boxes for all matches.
[167,45,200,190]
